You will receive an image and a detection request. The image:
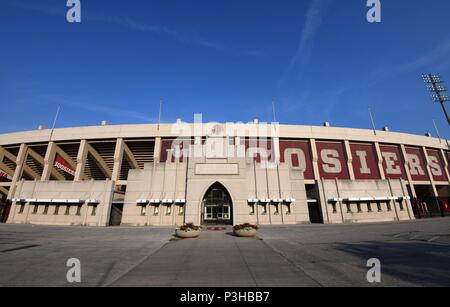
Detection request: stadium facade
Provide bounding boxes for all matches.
[0,119,449,227]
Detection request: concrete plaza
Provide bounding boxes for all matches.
[0,218,449,287]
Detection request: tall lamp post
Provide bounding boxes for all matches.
[422,74,450,126]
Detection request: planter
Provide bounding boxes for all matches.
[234,228,258,237]
[176,229,201,238]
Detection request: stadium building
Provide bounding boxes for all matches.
[0,119,449,227]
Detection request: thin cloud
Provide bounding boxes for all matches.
[370,40,450,81]
[278,0,328,87]
[4,0,263,56]
[40,95,156,123]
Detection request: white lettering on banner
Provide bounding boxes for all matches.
[0,170,12,180]
[408,154,425,176]
[382,152,401,175]
[428,156,443,177]
[321,149,342,174]
[284,148,306,172]
[54,157,76,177]
[356,151,371,174]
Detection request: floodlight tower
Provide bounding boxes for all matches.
[422,74,450,126]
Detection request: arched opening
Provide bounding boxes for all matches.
[202,182,233,225]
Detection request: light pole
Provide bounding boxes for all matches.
[422,74,450,126]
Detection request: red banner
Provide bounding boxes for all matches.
[54,154,75,176]
[405,147,429,181]
[380,145,406,180]
[0,169,12,181]
[316,142,349,180]
[427,149,447,181]
[350,143,380,180]
[279,140,314,180]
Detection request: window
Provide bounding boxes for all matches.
[377,202,382,212]
[91,205,97,216]
[331,203,337,213]
[261,204,267,215]
[32,204,38,215]
[367,202,372,212]
[43,204,49,215]
[399,201,404,211]
[154,205,159,216]
[65,206,70,215]
[249,204,255,215]
[387,202,392,212]
[179,205,184,216]
[346,203,352,213]
[54,205,60,215]
[285,203,291,215]
[273,204,279,215]
[166,205,172,215]
[140,205,146,216]
[357,203,362,213]
[76,205,81,216]
[19,204,25,214]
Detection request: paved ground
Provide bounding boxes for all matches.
[0,218,449,287]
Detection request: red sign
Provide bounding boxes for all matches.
[405,147,429,181]
[54,154,75,176]
[242,139,274,163]
[350,143,380,180]
[316,142,349,180]
[0,169,12,181]
[160,139,194,163]
[427,149,447,181]
[279,140,314,180]
[380,145,406,180]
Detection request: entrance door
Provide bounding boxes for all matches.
[202,183,233,225]
[109,203,123,226]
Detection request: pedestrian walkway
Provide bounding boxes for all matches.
[110,229,320,287]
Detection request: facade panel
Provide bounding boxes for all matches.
[350,143,380,180]
[316,141,350,180]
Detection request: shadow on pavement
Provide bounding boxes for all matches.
[335,241,450,286]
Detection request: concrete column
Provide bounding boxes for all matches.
[154,137,162,163]
[112,138,125,182]
[6,179,25,224]
[344,140,355,180]
[334,178,345,223]
[99,180,115,227]
[7,144,28,200]
[399,144,417,198]
[41,142,57,181]
[422,146,441,214]
[0,148,4,163]
[310,139,321,181]
[374,142,386,180]
[75,140,88,181]
[399,179,415,220]
[439,149,450,184]
[273,137,280,164]
[387,178,400,221]
[318,178,330,224]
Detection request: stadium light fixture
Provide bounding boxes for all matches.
[422,73,450,125]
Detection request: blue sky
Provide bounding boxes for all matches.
[1,0,450,138]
